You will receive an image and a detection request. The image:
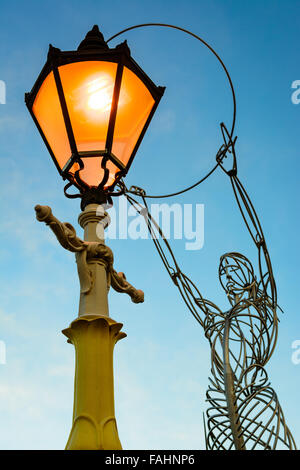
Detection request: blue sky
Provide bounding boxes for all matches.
[0,0,299,449]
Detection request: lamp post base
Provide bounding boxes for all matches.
[62,315,126,450]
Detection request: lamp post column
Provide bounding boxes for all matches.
[34,203,144,451]
[62,204,124,450]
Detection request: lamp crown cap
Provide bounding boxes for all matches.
[77,25,109,51]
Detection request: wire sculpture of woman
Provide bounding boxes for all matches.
[202,252,296,450]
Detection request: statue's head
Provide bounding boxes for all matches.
[219,252,257,303]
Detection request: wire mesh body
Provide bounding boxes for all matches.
[204,254,295,450]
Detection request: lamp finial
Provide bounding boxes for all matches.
[77,25,109,51]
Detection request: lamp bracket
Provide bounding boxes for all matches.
[34,204,144,304]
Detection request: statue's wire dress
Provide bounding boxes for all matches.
[203,253,296,450]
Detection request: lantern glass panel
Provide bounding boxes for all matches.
[32,71,71,169]
[59,60,118,153]
[112,66,155,166]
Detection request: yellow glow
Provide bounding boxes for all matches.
[73,73,115,121]
[86,76,114,112]
[73,73,129,121]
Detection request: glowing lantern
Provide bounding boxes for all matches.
[25,25,165,204]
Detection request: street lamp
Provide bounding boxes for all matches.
[26,25,164,450]
[26,23,296,451]
[25,25,164,209]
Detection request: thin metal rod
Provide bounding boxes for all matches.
[53,67,78,157]
[105,63,124,154]
[107,23,236,200]
[107,23,236,137]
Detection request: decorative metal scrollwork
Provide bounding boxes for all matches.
[34,205,144,304]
